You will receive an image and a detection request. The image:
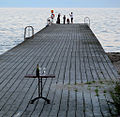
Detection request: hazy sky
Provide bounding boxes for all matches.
[0,0,120,7]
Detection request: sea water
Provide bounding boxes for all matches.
[0,8,120,54]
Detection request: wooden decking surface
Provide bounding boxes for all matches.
[0,24,119,117]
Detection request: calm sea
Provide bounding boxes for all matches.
[0,8,120,54]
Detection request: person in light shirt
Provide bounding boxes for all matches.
[69,12,73,23]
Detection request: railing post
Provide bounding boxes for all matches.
[24,26,34,41]
[84,17,90,27]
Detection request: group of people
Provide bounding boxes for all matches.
[48,10,73,26]
[56,12,73,24]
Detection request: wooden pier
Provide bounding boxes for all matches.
[0,24,119,117]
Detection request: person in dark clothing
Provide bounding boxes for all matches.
[67,18,70,24]
[56,13,60,24]
[63,15,66,24]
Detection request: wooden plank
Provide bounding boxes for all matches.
[0,24,119,117]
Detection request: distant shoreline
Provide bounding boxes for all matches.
[107,52,120,74]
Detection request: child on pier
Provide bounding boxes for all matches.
[67,18,70,24]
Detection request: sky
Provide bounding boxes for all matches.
[0,0,120,8]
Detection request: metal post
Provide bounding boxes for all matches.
[84,17,90,27]
[24,26,34,40]
[41,77,42,97]
[38,77,40,97]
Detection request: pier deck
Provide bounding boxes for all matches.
[0,24,119,117]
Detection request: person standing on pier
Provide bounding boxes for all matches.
[67,18,70,24]
[63,15,66,24]
[69,12,73,23]
[56,13,61,24]
[51,10,55,22]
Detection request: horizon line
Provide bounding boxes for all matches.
[0,7,120,8]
